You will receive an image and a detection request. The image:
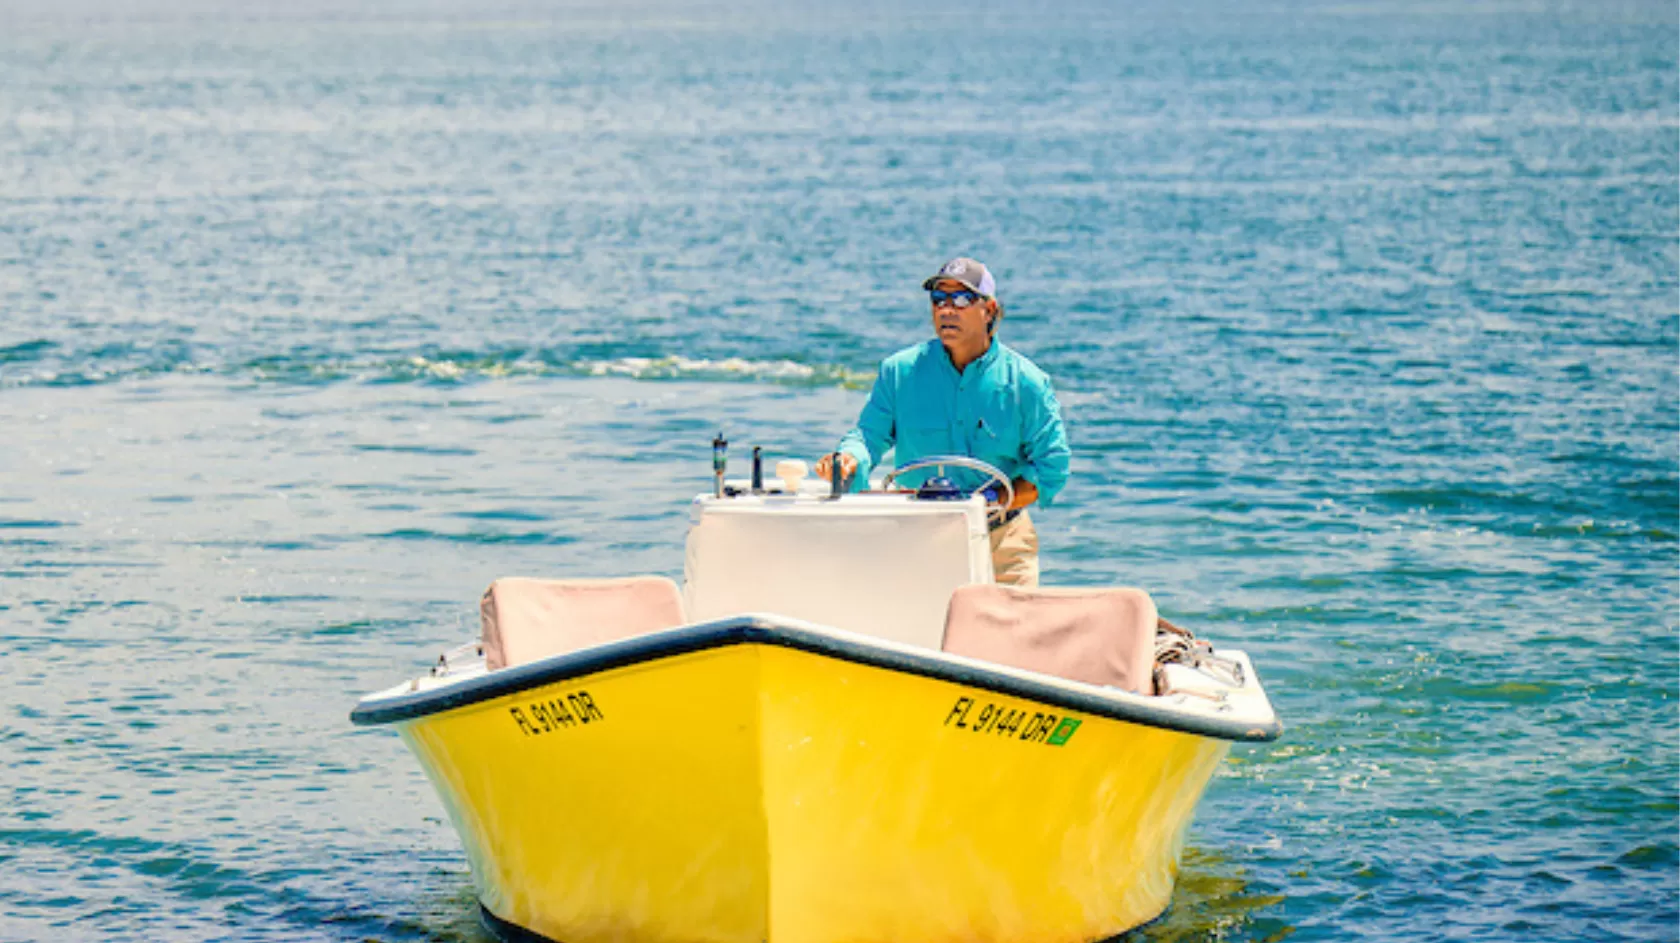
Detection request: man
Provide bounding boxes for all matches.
[815,257,1070,587]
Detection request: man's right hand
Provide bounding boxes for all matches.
[814,452,858,485]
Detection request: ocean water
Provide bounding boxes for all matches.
[1,1,1676,940]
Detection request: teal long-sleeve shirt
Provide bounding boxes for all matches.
[837,339,1071,505]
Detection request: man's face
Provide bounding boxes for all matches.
[928,278,994,349]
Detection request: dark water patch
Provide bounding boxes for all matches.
[112,690,174,705]
[15,559,161,573]
[0,518,69,529]
[1369,485,1591,519]
[1198,605,1381,628]
[353,444,479,457]
[0,827,171,860]
[1540,785,1675,821]
[1418,678,1561,704]
[334,483,419,493]
[1375,565,1503,584]
[25,596,171,628]
[1616,843,1679,870]
[373,528,577,546]
[0,339,57,363]
[313,619,426,638]
[1240,574,1354,590]
[448,509,553,523]
[208,649,257,660]
[1610,475,1680,514]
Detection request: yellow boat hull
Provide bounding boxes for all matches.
[363,621,1268,943]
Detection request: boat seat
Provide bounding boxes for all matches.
[941,584,1158,695]
[480,576,686,671]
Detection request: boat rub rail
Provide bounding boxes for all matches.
[350,615,1282,743]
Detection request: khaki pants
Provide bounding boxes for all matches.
[988,509,1039,588]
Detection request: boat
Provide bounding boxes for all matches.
[350,449,1282,943]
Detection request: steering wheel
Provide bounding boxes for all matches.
[882,455,1015,520]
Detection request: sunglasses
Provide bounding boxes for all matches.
[929,289,984,309]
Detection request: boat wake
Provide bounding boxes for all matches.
[0,347,875,391]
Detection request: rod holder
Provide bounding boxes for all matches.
[712,432,728,498]
[751,447,764,494]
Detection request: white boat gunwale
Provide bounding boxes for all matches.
[349,614,1283,743]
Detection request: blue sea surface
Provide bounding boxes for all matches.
[1,1,1675,940]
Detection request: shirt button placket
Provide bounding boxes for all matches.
[958,371,972,452]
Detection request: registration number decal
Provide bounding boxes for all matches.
[943,695,1082,747]
[509,690,604,736]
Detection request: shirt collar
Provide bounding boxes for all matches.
[932,338,1002,376]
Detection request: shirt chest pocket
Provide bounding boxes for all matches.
[971,402,1022,459]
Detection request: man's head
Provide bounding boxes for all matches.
[923,257,1002,354]
[923,257,996,298]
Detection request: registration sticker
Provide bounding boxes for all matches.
[1046,717,1082,746]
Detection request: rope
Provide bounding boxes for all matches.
[1153,617,1245,695]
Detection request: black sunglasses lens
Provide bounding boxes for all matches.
[930,290,978,307]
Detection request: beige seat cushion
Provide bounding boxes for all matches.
[941,584,1158,695]
[480,576,686,670]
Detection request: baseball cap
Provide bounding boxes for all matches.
[922,257,996,297]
